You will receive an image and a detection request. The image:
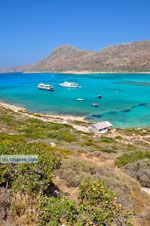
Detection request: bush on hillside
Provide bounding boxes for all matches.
[39,179,132,226]
[122,159,150,187]
[115,151,150,167]
[0,143,60,195]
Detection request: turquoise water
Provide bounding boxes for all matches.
[0,72,150,128]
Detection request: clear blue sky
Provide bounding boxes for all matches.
[0,0,150,67]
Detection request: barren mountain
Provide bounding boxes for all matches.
[1,40,150,73]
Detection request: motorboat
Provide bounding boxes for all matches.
[76,98,84,101]
[92,103,99,107]
[59,81,81,88]
[38,83,55,91]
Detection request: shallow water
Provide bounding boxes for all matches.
[0,72,150,128]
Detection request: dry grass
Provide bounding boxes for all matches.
[10,192,39,226]
[55,156,146,211]
[122,159,150,187]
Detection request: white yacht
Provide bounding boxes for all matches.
[38,83,55,91]
[59,81,81,88]
[76,98,84,101]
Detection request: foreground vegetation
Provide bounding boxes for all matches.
[0,106,150,225]
[0,140,131,225]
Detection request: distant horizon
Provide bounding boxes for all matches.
[0,0,150,67]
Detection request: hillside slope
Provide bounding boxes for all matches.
[0,40,150,73]
[0,104,150,225]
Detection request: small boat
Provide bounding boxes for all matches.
[92,103,99,107]
[59,81,81,88]
[97,95,102,99]
[76,98,84,101]
[38,83,55,91]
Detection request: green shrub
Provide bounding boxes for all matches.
[38,179,131,226]
[100,137,115,143]
[81,139,95,146]
[0,143,60,195]
[99,147,117,153]
[115,151,150,167]
[0,114,15,124]
[19,118,75,141]
[39,196,78,226]
[48,131,76,142]
[0,133,25,144]
[115,135,122,140]
[27,118,71,130]
[78,179,132,226]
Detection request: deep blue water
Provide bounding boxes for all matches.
[0,72,150,128]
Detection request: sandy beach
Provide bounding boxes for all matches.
[61,71,150,75]
[0,101,90,133]
[23,71,150,75]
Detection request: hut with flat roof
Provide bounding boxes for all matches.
[89,121,112,134]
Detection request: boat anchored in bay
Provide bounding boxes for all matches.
[59,81,81,88]
[76,98,84,101]
[38,83,55,91]
[92,103,99,107]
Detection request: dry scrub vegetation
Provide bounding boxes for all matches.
[0,106,150,225]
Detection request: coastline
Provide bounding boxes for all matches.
[0,72,150,129]
[23,71,150,75]
[1,100,150,132]
[0,100,90,133]
[0,70,150,75]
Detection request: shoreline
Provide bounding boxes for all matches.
[23,71,150,75]
[0,101,86,122]
[0,100,150,130]
[0,70,150,75]
[0,100,91,133]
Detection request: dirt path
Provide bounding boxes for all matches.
[54,176,79,203]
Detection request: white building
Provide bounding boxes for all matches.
[89,121,112,134]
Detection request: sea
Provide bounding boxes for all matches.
[0,72,150,128]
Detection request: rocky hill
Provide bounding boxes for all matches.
[1,40,150,73]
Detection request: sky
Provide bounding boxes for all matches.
[0,0,150,67]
